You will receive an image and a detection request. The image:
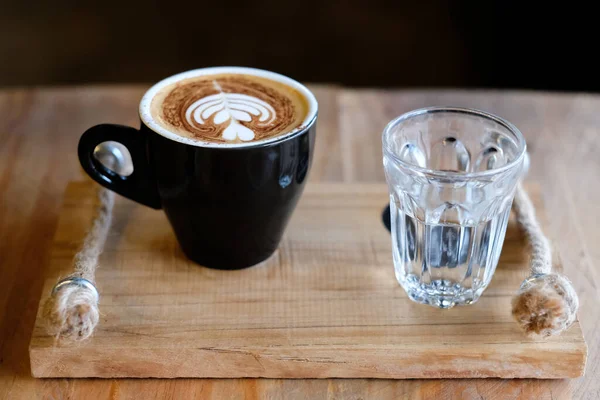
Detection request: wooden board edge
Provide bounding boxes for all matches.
[29,343,587,379]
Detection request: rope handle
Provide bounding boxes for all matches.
[511,183,579,337]
[43,188,113,341]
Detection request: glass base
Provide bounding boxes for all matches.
[399,273,487,309]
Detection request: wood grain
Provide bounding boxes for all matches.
[29,181,585,379]
[0,86,597,398]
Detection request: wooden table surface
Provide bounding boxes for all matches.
[0,85,598,399]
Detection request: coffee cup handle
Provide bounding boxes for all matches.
[78,124,162,209]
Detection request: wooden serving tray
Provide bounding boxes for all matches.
[29,181,587,379]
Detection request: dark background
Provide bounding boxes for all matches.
[1,0,597,91]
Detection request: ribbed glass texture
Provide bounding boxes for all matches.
[383,107,526,308]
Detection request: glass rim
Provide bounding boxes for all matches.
[382,106,527,179]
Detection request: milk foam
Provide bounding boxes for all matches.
[139,67,318,148]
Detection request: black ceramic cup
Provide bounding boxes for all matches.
[78,67,318,270]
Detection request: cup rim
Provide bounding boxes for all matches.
[139,67,318,149]
[382,106,527,179]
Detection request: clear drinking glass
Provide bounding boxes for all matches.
[382,107,526,308]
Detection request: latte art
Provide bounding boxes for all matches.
[151,74,309,143]
[185,82,277,141]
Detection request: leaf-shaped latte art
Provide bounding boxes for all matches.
[184,81,277,141]
[159,75,306,144]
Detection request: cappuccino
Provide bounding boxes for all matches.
[81,67,318,269]
[148,72,310,144]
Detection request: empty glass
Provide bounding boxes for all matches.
[382,107,526,308]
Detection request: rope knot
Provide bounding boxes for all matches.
[43,277,100,341]
[512,273,579,337]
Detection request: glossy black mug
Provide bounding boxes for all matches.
[78,67,318,270]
